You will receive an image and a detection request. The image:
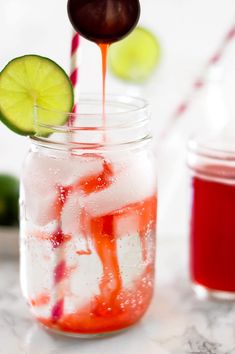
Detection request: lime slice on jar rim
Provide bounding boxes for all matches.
[0,55,74,136]
[108,26,161,83]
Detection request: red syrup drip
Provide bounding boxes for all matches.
[190,175,235,292]
[30,293,50,308]
[99,43,109,135]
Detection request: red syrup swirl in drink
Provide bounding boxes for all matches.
[31,157,157,334]
[190,172,235,292]
[37,199,156,334]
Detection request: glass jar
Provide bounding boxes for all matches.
[188,136,235,300]
[20,96,157,337]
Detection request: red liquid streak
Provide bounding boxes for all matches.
[99,43,109,142]
[50,228,71,249]
[76,159,113,254]
[76,249,92,256]
[190,176,235,292]
[91,214,122,315]
[37,195,157,334]
[28,230,71,244]
[78,160,113,194]
[31,293,50,307]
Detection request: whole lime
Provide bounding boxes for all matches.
[109,26,161,83]
[0,174,19,226]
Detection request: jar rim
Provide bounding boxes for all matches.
[188,137,235,162]
[35,94,149,132]
[32,95,151,151]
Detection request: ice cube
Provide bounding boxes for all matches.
[61,191,82,236]
[83,153,156,217]
[22,152,104,226]
[64,240,103,313]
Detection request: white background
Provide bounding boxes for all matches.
[1,0,235,235]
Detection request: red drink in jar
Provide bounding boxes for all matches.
[188,139,235,299]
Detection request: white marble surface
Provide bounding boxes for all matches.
[1,237,235,354]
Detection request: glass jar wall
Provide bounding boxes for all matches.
[20,96,157,337]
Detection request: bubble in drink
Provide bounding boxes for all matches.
[67,0,141,43]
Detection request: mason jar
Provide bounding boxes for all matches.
[20,95,157,337]
[187,136,235,300]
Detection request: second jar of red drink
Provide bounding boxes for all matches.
[188,137,235,300]
[20,95,157,337]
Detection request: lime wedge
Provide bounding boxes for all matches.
[0,55,74,136]
[109,27,161,83]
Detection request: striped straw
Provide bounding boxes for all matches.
[160,21,235,139]
[70,31,80,116]
[50,31,81,319]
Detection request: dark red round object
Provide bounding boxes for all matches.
[67,0,140,44]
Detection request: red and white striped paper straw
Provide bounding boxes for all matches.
[51,31,81,320]
[160,22,235,139]
[70,31,80,115]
